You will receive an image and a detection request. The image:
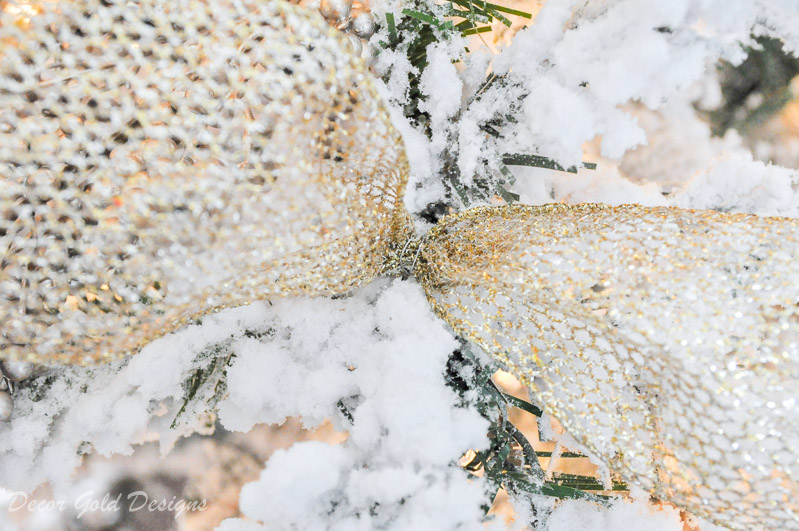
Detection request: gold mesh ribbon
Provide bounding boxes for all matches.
[2,1,799,528]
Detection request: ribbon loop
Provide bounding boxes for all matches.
[0,0,409,364]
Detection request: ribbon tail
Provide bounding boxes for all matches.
[416,203,799,529]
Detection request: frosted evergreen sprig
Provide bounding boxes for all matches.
[376,0,598,208]
[445,345,625,515]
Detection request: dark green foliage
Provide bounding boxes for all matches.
[445,344,623,518]
[503,154,598,173]
[706,36,799,136]
[171,339,241,429]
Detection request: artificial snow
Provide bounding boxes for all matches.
[547,497,684,531]
[0,281,491,529]
[378,0,799,214]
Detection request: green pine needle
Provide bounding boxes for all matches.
[503,153,598,173]
[386,12,398,45]
[484,2,533,19]
[501,391,543,416]
[462,25,493,35]
[402,8,455,29]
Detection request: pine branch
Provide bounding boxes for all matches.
[445,344,623,515]
[376,0,599,209]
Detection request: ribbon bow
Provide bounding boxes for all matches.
[2,1,798,528]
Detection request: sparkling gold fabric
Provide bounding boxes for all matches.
[420,204,799,529]
[2,1,799,529]
[0,0,410,364]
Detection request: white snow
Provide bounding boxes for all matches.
[0,281,492,529]
[547,497,684,531]
[217,280,491,529]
